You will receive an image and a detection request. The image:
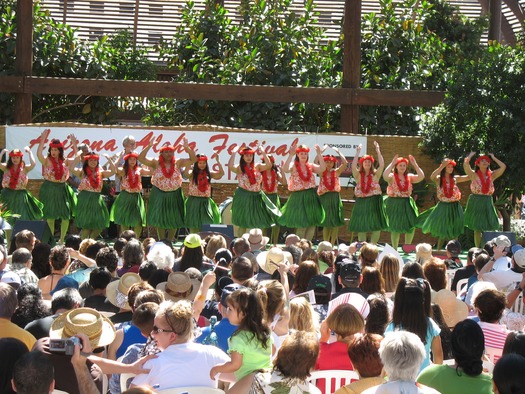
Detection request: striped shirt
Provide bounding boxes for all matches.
[478,321,508,362]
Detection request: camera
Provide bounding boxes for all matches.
[49,337,82,356]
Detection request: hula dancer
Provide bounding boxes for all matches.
[228,146,281,237]
[138,138,196,240]
[110,152,149,236]
[37,129,79,244]
[463,152,506,247]
[383,154,425,250]
[348,141,387,244]
[71,151,117,239]
[0,147,43,229]
[317,146,347,245]
[261,154,287,244]
[419,159,469,249]
[185,154,224,234]
[280,143,326,241]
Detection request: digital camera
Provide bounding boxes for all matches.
[49,337,82,356]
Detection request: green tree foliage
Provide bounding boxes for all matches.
[145,0,341,131]
[0,0,156,124]
[420,42,525,222]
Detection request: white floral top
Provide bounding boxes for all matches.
[121,168,142,193]
[2,169,28,189]
[436,181,461,202]
[317,170,341,195]
[288,168,316,191]
[387,176,412,197]
[354,175,382,198]
[250,371,321,394]
[188,180,211,198]
[470,176,494,195]
[42,163,69,183]
[151,165,182,191]
[78,174,103,193]
[238,171,262,192]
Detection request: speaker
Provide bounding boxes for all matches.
[11,220,55,246]
[482,231,516,246]
[200,224,235,246]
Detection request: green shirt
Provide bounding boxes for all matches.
[228,329,272,380]
[417,364,492,394]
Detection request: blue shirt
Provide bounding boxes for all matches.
[195,317,238,353]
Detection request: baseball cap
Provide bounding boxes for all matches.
[0,270,21,290]
[307,275,332,294]
[446,240,461,257]
[512,245,525,270]
[492,235,511,249]
[339,260,361,281]
[184,233,203,249]
[220,283,245,307]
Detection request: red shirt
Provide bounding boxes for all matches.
[315,341,354,394]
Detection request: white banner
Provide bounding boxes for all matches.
[5,126,367,182]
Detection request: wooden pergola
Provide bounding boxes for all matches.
[0,0,508,132]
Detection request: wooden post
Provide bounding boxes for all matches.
[341,0,362,134]
[14,0,33,124]
[488,0,502,42]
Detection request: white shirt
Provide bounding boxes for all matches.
[482,269,522,293]
[362,380,441,394]
[131,342,230,390]
[492,256,512,272]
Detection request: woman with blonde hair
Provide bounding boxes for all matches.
[289,296,319,333]
[359,243,379,269]
[258,279,289,354]
[204,234,227,260]
[379,254,400,293]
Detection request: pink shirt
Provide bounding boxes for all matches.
[436,181,461,202]
[120,168,142,193]
[387,175,413,197]
[188,180,211,198]
[470,176,495,195]
[354,174,382,198]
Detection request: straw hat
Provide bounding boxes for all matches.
[256,247,292,275]
[106,273,142,310]
[434,289,468,328]
[50,307,116,349]
[242,228,269,251]
[156,272,199,302]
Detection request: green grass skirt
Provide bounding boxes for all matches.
[464,194,499,232]
[279,187,325,228]
[348,194,388,232]
[266,193,281,210]
[418,201,464,239]
[40,180,77,220]
[75,190,110,230]
[147,186,185,228]
[319,192,345,227]
[385,196,418,233]
[110,191,146,227]
[185,195,221,228]
[0,188,43,221]
[231,187,281,228]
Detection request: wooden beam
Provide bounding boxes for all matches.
[488,0,502,41]
[14,0,33,123]
[0,76,445,107]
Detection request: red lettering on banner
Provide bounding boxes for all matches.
[137,132,162,151]
[210,134,229,159]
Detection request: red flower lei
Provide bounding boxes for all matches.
[295,161,312,182]
[197,171,209,192]
[8,164,22,189]
[86,166,101,190]
[159,155,175,178]
[262,169,276,192]
[322,169,336,191]
[442,175,455,199]
[360,172,373,195]
[477,169,492,194]
[394,172,409,193]
[127,166,140,189]
[50,157,64,181]
[244,163,257,185]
